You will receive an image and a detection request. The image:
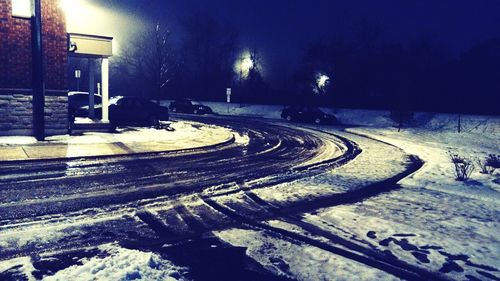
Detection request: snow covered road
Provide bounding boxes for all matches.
[0,115,497,280]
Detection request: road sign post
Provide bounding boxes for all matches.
[75,70,81,91]
[226,88,232,114]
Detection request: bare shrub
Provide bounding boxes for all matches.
[476,158,495,174]
[449,153,474,181]
[486,154,500,169]
[449,154,466,164]
[476,155,497,174]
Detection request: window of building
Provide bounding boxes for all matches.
[12,0,33,18]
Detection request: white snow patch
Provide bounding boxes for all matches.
[43,243,189,281]
[0,257,36,281]
[215,228,398,281]
[234,132,250,146]
[0,227,67,248]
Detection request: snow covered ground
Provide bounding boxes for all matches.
[176,101,499,280]
[1,102,498,280]
[293,112,499,280]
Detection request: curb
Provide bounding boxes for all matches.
[0,134,236,164]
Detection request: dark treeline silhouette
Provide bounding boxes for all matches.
[293,36,500,115]
[81,15,499,115]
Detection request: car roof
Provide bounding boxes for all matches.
[68,92,102,97]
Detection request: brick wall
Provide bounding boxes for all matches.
[0,0,67,89]
[0,92,68,135]
[0,0,68,136]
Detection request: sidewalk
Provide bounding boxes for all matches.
[0,121,234,162]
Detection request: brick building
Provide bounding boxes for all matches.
[0,0,68,135]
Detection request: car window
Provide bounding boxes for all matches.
[311,108,324,114]
[119,99,133,107]
[130,99,141,107]
[72,95,86,103]
[143,100,156,107]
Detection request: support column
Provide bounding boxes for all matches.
[88,59,95,119]
[101,58,109,122]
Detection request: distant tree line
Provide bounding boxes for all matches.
[293,34,500,115]
[102,15,499,115]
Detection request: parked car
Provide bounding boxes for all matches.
[68,92,102,121]
[169,99,213,115]
[281,106,337,125]
[75,96,169,128]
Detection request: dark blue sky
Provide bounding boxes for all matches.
[93,0,500,75]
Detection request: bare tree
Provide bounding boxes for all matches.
[116,23,178,103]
[180,14,239,100]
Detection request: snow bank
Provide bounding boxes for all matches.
[62,121,231,145]
[346,127,500,201]
[0,257,36,281]
[44,244,189,281]
[162,100,499,132]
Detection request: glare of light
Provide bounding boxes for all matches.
[316,73,330,90]
[59,0,122,56]
[241,57,254,73]
[235,50,254,80]
[12,0,32,18]
[59,0,81,14]
[59,0,95,31]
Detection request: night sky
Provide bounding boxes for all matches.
[81,0,500,77]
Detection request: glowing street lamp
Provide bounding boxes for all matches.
[314,73,331,94]
[241,57,254,74]
[235,50,254,80]
[317,74,330,90]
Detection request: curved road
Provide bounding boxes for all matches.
[0,116,349,223]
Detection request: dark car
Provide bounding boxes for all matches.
[169,99,213,115]
[281,106,337,125]
[68,92,102,120]
[75,96,169,128]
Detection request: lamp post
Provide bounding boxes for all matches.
[32,0,45,141]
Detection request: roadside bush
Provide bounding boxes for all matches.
[475,154,499,175]
[485,154,500,169]
[449,153,474,181]
[476,158,495,174]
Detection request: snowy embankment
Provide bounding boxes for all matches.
[182,100,499,280]
[301,117,499,280]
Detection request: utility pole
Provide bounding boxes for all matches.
[32,0,45,141]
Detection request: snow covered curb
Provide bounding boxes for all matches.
[0,121,236,162]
